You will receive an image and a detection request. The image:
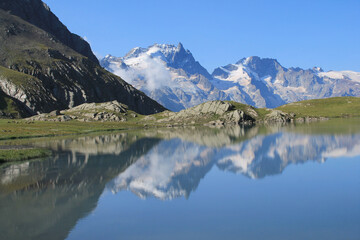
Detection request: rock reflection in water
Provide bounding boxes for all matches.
[0,135,161,240]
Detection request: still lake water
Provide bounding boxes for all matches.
[1,119,360,240]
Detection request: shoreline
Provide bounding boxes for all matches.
[1,117,359,164]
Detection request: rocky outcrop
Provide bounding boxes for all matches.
[177,100,233,116]
[25,99,299,126]
[158,101,256,126]
[264,110,292,123]
[224,110,253,124]
[66,101,127,113]
[27,100,133,122]
[0,6,166,116]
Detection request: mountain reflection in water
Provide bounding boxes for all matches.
[110,127,360,200]
[0,120,359,240]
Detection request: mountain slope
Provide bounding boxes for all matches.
[0,0,98,64]
[0,1,166,116]
[101,43,228,111]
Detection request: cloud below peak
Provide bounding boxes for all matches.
[110,53,174,91]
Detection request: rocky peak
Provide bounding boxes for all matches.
[100,43,225,112]
[170,42,192,63]
[115,43,212,78]
[100,54,128,70]
[144,43,191,65]
[177,42,185,51]
[168,43,211,78]
[124,47,146,59]
[235,56,284,78]
[0,0,99,64]
[312,66,324,72]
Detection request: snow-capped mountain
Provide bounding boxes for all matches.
[100,43,227,111]
[212,56,360,108]
[101,44,360,110]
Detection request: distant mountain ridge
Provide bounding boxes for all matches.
[102,44,360,111]
[212,56,360,108]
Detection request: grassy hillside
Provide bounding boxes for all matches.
[276,97,360,118]
[0,66,42,88]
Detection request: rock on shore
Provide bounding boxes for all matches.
[27,100,132,122]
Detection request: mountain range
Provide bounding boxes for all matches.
[101,43,360,111]
[1,0,359,116]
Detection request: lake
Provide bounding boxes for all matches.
[1,119,359,240]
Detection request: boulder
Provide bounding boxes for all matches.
[225,110,246,124]
[26,100,130,122]
[67,101,127,113]
[264,110,291,123]
[175,101,233,118]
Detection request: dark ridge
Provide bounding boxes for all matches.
[0,0,99,64]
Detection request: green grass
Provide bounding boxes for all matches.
[276,97,360,118]
[0,119,145,142]
[0,65,42,88]
[0,148,51,163]
[0,97,359,145]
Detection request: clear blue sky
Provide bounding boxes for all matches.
[43,0,360,72]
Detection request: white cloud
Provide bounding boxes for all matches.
[110,53,175,91]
